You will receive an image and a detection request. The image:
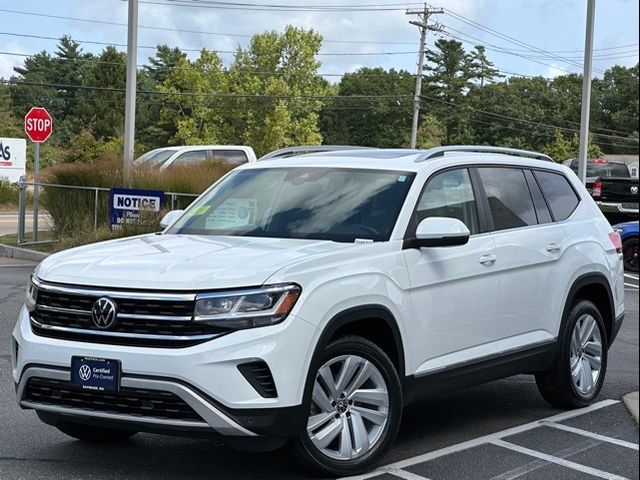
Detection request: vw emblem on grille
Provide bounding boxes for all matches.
[631,185,638,195]
[91,297,117,329]
[78,364,92,381]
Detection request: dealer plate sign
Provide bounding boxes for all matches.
[0,138,26,182]
[109,188,164,230]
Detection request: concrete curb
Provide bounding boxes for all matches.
[622,392,639,423]
[0,243,49,262]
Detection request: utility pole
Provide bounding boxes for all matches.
[577,0,596,185]
[123,0,138,186]
[406,4,443,149]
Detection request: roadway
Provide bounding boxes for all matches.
[0,261,637,479]
[0,211,51,237]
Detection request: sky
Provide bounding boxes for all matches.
[0,0,638,82]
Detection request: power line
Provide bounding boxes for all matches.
[442,8,608,75]
[131,0,423,12]
[0,31,418,56]
[5,78,636,144]
[0,7,416,45]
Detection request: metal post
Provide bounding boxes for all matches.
[32,142,40,242]
[577,0,596,185]
[123,0,138,187]
[94,188,99,231]
[18,176,26,245]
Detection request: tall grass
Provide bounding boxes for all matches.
[41,156,233,240]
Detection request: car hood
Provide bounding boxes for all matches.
[35,234,350,291]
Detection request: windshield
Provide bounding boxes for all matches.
[168,168,415,242]
[135,149,176,167]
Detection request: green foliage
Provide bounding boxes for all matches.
[415,115,445,149]
[541,130,603,162]
[320,68,413,147]
[0,179,19,205]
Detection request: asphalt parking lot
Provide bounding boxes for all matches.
[1,261,637,480]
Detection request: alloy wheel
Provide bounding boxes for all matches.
[306,354,389,461]
[569,314,603,395]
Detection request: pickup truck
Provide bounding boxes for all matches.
[592,176,639,218]
[564,158,638,219]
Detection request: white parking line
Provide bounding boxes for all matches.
[624,283,639,289]
[378,468,431,480]
[624,273,639,280]
[489,439,628,480]
[540,421,639,450]
[341,399,619,480]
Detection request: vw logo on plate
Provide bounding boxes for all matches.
[78,364,92,381]
[91,297,118,329]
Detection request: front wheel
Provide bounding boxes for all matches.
[293,335,402,477]
[623,238,639,272]
[535,300,608,409]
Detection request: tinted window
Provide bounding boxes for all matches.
[569,160,630,178]
[524,170,553,224]
[210,150,249,166]
[413,169,479,235]
[170,168,415,243]
[534,171,580,221]
[478,168,537,231]
[172,150,208,166]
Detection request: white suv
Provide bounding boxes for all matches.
[12,146,625,476]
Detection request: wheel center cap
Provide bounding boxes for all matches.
[336,399,349,414]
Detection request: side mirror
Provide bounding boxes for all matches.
[160,209,185,229]
[405,217,470,249]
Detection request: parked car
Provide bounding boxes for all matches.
[14,146,624,476]
[135,145,257,169]
[615,220,639,272]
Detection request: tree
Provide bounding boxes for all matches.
[0,84,23,138]
[228,26,331,155]
[76,46,126,140]
[414,115,444,149]
[157,49,231,145]
[423,39,474,143]
[319,68,413,147]
[468,46,503,88]
[541,130,603,162]
[145,45,187,85]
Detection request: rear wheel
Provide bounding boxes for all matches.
[55,421,137,443]
[622,238,639,272]
[536,300,607,409]
[293,335,402,477]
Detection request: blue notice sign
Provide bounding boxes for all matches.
[109,187,164,230]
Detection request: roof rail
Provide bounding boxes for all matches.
[258,145,375,161]
[416,146,554,163]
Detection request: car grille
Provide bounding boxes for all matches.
[25,377,204,422]
[30,281,226,347]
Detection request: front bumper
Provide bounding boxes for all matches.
[12,306,317,437]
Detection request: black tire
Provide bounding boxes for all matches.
[293,335,402,477]
[622,238,639,272]
[55,422,137,443]
[535,300,608,409]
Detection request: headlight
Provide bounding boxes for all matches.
[194,284,301,330]
[25,276,38,312]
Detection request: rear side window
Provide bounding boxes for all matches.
[478,168,537,231]
[524,170,553,224]
[413,168,479,235]
[210,150,249,166]
[533,171,580,221]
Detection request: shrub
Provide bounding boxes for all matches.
[40,155,233,238]
[0,179,18,205]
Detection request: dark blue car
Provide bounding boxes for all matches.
[615,220,639,272]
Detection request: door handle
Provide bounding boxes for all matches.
[546,242,561,253]
[478,254,497,265]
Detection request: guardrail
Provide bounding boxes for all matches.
[17,179,199,247]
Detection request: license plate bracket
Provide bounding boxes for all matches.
[71,357,121,392]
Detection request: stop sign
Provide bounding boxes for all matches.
[24,107,53,143]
